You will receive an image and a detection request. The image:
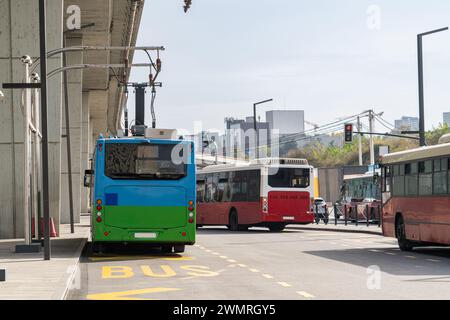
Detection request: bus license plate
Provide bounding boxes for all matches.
[283,216,295,221]
[134,232,157,239]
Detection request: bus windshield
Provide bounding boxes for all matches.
[268,168,310,188]
[105,143,186,180]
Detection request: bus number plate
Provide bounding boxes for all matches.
[283,216,295,220]
[134,232,158,239]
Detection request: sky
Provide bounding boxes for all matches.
[128,0,450,135]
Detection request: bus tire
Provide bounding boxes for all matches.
[174,245,185,253]
[228,210,239,231]
[395,215,414,251]
[161,245,173,253]
[268,224,285,232]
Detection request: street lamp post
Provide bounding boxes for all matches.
[253,99,273,158]
[417,27,448,146]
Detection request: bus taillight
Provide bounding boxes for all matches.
[188,212,194,223]
[188,201,194,212]
[262,197,268,213]
[97,205,102,211]
[96,216,102,223]
[97,199,102,205]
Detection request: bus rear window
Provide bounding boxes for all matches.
[268,168,310,188]
[105,143,187,180]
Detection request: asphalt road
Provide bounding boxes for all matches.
[67,227,450,300]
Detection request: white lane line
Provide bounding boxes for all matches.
[211,252,220,255]
[369,249,381,253]
[248,268,260,273]
[404,255,416,259]
[205,249,212,253]
[237,264,247,268]
[385,252,396,256]
[219,256,228,259]
[297,291,315,298]
[227,259,237,263]
[277,282,292,287]
[262,274,274,279]
[426,258,441,263]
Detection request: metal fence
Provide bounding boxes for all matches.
[314,202,381,227]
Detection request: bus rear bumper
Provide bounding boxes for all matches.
[93,225,195,244]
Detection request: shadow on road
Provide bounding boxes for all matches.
[303,247,450,277]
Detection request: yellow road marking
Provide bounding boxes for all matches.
[87,287,180,300]
[277,282,292,287]
[297,291,315,298]
[262,274,274,279]
[90,255,194,262]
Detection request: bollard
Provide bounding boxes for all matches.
[0,269,5,282]
[344,204,348,226]
[334,203,338,225]
[355,205,358,226]
[324,204,328,225]
[366,204,370,227]
[378,205,382,227]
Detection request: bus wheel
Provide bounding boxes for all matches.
[396,215,414,251]
[268,224,285,232]
[174,245,185,253]
[161,245,173,253]
[228,210,239,231]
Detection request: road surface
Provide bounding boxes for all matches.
[67,226,450,300]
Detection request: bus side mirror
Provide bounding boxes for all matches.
[84,169,93,187]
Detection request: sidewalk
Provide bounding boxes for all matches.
[287,221,382,235]
[0,215,90,300]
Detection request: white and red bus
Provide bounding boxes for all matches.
[380,141,450,250]
[196,158,315,232]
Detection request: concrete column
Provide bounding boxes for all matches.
[60,35,83,224]
[0,0,62,239]
[80,91,90,214]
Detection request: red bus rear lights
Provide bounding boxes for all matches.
[104,231,109,236]
[182,232,187,237]
[96,205,102,211]
[96,217,102,223]
[188,206,194,212]
[188,218,194,223]
[262,197,268,213]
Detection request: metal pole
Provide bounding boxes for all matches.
[23,61,31,245]
[417,27,448,146]
[39,0,51,260]
[253,103,257,158]
[366,204,370,227]
[357,116,363,165]
[369,110,375,165]
[344,204,348,226]
[62,36,75,234]
[417,35,425,146]
[334,203,338,225]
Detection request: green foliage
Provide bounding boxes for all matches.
[285,127,450,167]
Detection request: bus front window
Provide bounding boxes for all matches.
[105,143,187,180]
[268,168,310,188]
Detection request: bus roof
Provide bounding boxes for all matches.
[97,136,191,145]
[198,158,311,174]
[380,142,450,165]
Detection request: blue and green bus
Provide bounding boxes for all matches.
[84,134,196,253]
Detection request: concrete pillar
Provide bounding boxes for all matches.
[0,0,62,239]
[80,91,90,214]
[60,35,83,224]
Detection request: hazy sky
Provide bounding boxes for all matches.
[128,0,450,134]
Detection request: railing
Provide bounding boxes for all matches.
[314,202,382,227]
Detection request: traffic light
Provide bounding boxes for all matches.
[344,124,353,143]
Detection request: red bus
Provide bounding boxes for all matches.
[196,158,315,232]
[380,142,450,250]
